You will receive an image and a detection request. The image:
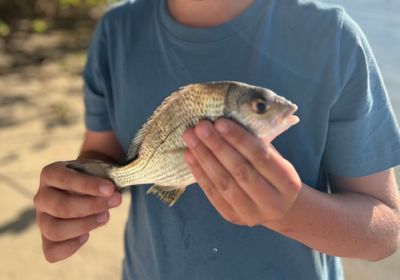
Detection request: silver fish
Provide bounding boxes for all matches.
[68,81,299,206]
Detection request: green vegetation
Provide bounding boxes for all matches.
[0,0,118,37]
[0,0,118,70]
[0,20,10,36]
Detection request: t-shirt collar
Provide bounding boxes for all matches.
[158,0,267,43]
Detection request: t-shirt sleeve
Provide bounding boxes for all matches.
[82,18,113,131]
[322,12,400,177]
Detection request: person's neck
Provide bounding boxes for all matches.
[167,0,255,27]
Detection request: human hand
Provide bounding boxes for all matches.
[182,119,302,227]
[33,160,122,262]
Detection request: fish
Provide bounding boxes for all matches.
[67,81,299,206]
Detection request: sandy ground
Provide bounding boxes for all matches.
[0,21,399,280]
[0,30,130,279]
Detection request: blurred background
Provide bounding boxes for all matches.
[0,0,398,279]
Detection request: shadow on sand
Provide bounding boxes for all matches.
[0,207,36,235]
[0,172,36,235]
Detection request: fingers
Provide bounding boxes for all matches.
[40,161,115,197]
[214,119,301,195]
[184,150,242,224]
[37,211,109,242]
[41,233,89,263]
[35,160,122,263]
[183,128,260,225]
[34,187,122,219]
[190,121,280,205]
[182,120,302,226]
[34,186,121,262]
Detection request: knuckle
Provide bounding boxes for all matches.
[231,131,246,146]
[93,199,106,214]
[229,190,247,206]
[44,221,62,242]
[232,164,251,182]
[210,136,224,150]
[69,196,106,218]
[86,197,107,215]
[59,172,72,188]
[279,169,301,195]
[201,149,215,163]
[40,167,51,185]
[38,214,60,241]
[202,183,215,198]
[285,177,301,194]
[53,199,69,218]
[33,192,40,208]
[253,148,268,165]
[81,177,96,194]
[41,161,62,182]
[214,175,231,191]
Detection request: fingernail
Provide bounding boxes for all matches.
[96,212,109,224]
[215,120,230,134]
[99,183,113,196]
[79,233,89,244]
[108,193,121,207]
[182,133,198,148]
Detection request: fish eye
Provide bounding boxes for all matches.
[252,99,268,114]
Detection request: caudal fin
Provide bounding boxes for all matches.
[66,161,113,179]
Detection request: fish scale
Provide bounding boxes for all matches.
[110,86,226,187]
[67,81,299,206]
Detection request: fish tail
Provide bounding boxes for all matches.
[67,161,113,180]
[107,163,143,188]
[67,161,139,190]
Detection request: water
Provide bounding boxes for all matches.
[321,0,400,122]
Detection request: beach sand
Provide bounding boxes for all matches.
[0,1,399,279]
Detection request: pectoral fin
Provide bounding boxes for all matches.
[147,185,186,207]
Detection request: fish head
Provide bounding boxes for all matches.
[225,83,299,141]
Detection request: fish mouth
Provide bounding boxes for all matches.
[286,114,300,126]
[279,104,299,126]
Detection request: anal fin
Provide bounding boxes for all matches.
[147,185,186,207]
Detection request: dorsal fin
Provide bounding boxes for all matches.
[126,123,147,161]
[126,84,198,161]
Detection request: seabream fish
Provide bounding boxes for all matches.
[68,81,299,206]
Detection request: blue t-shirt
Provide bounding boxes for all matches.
[83,0,400,279]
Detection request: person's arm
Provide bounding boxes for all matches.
[182,118,400,261]
[265,169,400,261]
[34,130,125,263]
[78,130,126,163]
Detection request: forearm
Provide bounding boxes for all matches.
[265,184,400,261]
[77,130,125,164]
